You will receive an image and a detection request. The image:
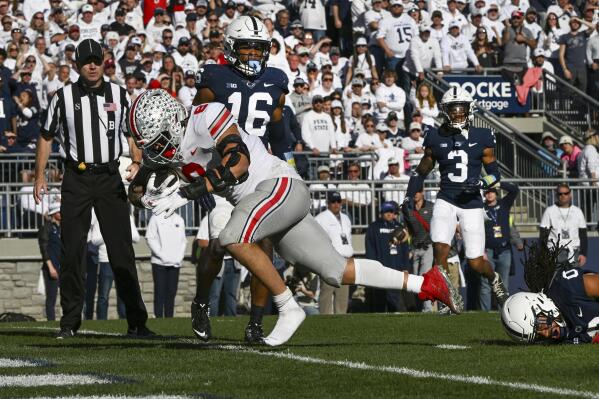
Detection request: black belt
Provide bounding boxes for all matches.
[65,160,120,175]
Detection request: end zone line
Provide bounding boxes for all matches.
[3,327,598,399]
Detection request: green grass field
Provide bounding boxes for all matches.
[0,312,598,399]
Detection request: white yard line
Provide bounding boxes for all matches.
[3,327,599,398]
[32,396,193,399]
[0,374,114,387]
[434,344,471,350]
[0,358,44,368]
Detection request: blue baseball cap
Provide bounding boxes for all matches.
[381,201,399,213]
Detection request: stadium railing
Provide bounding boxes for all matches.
[2,179,597,237]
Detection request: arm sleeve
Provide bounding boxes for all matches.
[500,182,519,207]
[386,87,406,111]
[411,40,423,73]
[41,91,60,139]
[433,41,443,69]
[540,208,551,229]
[465,37,480,66]
[441,37,451,66]
[579,228,588,256]
[301,114,314,148]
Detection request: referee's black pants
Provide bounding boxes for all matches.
[59,167,148,331]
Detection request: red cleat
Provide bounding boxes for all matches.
[418,266,461,314]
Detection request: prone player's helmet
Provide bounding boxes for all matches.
[224,15,271,78]
[501,292,566,344]
[128,89,188,165]
[440,86,475,130]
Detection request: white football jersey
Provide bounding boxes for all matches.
[376,14,418,58]
[179,102,300,205]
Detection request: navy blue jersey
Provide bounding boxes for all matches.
[548,269,599,344]
[423,126,496,209]
[196,64,288,138]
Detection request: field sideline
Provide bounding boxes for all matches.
[0,313,597,399]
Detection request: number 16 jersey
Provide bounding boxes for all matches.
[423,126,496,209]
[196,64,288,138]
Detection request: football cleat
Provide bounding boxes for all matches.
[56,328,75,339]
[418,266,461,314]
[245,322,265,344]
[127,325,156,338]
[191,300,211,341]
[491,272,509,308]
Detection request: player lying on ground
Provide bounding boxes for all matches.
[501,241,599,344]
[191,15,298,344]
[403,86,508,312]
[128,89,461,346]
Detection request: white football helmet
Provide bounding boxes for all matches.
[224,15,271,77]
[128,89,188,165]
[501,292,566,344]
[440,85,475,130]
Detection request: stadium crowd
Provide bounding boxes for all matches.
[0,0,597,319]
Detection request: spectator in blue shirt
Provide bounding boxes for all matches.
[0,76,16,136]
[14,89,39,150]
[37,201,61,321]
[480,182,519,310]
[538,131,563,176]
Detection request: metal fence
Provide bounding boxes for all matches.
[2,179,597,237]
[0,154,63,184]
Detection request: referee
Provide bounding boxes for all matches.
[34,39,151,338]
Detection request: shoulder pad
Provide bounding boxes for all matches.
[264,67,289,94]
[195,64,221,90]
[438,124,460,137]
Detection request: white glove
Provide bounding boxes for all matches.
[152,190,190,218]
[140,172,180,209]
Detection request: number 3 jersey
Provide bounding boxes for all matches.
[548,269,599,344]
[196,64,288,138]
[179,102,300,205]
[423,126,496,209]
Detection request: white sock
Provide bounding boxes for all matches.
[354,258,424,294]
[263,288,306,347]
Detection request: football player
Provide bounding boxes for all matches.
[501,242,599,344]
[404,86,509,311]
[192,15,299,343]
[128,89,461,346]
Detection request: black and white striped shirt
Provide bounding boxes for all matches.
[41,79,131,164]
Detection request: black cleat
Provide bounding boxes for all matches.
[191,300,211,341]
[127,325,156,338]
[244,322,265,344]
[56,328,75,339]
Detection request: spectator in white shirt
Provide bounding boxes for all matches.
[578,130,599,185]
[355,118,383,152]
[172,37,199,73]
[178,70,197,112]
[540,183,587,267]
[146,213,187,318]
[524,8,543,41]
[78,4,102,41]
[310,165,337,212]
[301,95,337,155]
[402,122,426,172]
[383,157,410,204]
[346,36,378,85]
[404,23,443,81]
[339,162,373,225]
[375,69,406,124]
[411,82,439,127]
[442,19,482,72]
[314,191,353,314]
[311,71,335,98]
[373,125,406,178]
[442,0,469,30]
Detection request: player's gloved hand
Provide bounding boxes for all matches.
[140,172,180,209]
[152,191,190,218]
[197,193,216,212]
[180,177,210,200]
[462,177,482,194]
[480,174,498,190]
[390,226,408,245]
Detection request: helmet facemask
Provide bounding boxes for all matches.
[442,101,473,130]
[532,311,567,343]
[224,38,271,77]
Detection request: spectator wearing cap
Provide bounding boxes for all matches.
[102,58,122,86]
[429,10,446,44]
[338,161,373,225]
[312,37,334,68]
[183,12,202,41]
[528,48,554,94]
[160,29,176,54]
[304,61,319,90]
[289,77,312,125]
[481,182,520,311]
[537,131,563,176]
[441,19,482,73]
[403,23,442,82]
[146,8,173,44]
[375,69,406,125]
[172,36,199,73]
[559,135,582,177]
[382,153,409,199]
[310,165,337,212]
[178,70,197,112]
[118,43,141,79]
[314,191,353,314]
[301,94,337,157]
[219,1,238,27]
[311,70,335,98]
[524,8,542,40]
[402,122,425,173]
[110,8,136,37]
[547,0,579,29]
[343,77,371,113]
[377,0,418,95]
[411,82,439,128]
[472,26,501,68]
[385,111,402,143]
[374,124,405,177]
[330,100,352,151]
[463,9,488,42]
[501,10,537,83]
[330,46,350,79]
[558,17,595,91]
[346,36,378,84]
[500,0,527,22]
[0,130,24,153]
[285,19,304,49]
[365,201,413,312]
[78,4,102,41]
[442,0,469,31]
[588,22,599,101]
[346,100,365,137]
[355,117,383,153]
[38,199,62,321]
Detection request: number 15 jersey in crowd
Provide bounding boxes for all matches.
[196,64,288,138]
[423,126,496,209]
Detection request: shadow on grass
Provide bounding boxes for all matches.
[476,339,523,346]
